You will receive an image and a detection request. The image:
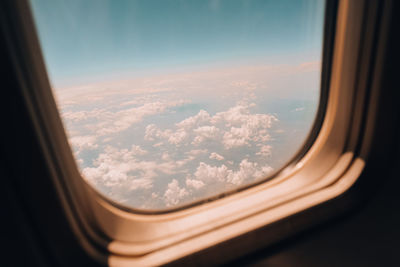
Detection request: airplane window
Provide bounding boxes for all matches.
[29,0,325,211]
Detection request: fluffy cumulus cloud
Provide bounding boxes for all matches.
[63,99,187,140]
[209,152,224,161]
[186,159,273,187]
[186,178,205,189]
[82,145,155,189]
[66,99,278,208]
[164,179,189,207]
[256,145,272,157]
[64,100,278,209]
[144,102,277,152]
[53,62,319,210]
[69,135,98,154]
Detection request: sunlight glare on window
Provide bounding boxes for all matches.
[30,0,325,210]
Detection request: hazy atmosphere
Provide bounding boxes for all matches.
[30,0,325,210]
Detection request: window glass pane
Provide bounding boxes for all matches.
[30,0,325,211]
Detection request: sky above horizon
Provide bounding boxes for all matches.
[30,0,326,210]
[30,0,324,86]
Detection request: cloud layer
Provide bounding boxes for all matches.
[77,100,277,208]
[55,62,319,210]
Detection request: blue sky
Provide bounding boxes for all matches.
[30,0,325,86]
[29,0,326,210]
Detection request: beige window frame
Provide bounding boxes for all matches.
[6,0,391,265]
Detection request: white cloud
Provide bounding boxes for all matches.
[62,108,106,122]
[222,127,250,149]
[143,102,277,151]
[226,159,272,185]
[167,129,188,145]
[164,179,188,207]
[97,101,184,135]
[153,142,163,147]
[76,100,278,207]
[129,178,153,191]
[131,145,148,155]
[176,156,195,167]
[194,162,230,183]
[209,152,224,161]
[69,135,98,154]
[292,107,305,112]
[191,159,273,186]
[192,126,219,145]
[64,99,187,140]
[161,152,171,161]
[66,100,278,209]
[55,62,312,209]
[82,145,174,192]
[186,178,205,189]
[256,145,272,157]
[176,109,211,129]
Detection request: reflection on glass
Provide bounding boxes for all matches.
[30,0,325,210]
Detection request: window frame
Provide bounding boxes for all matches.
[1,0,393,265]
